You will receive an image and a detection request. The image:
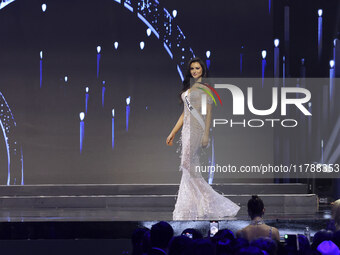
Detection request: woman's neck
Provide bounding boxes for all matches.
[251,216,264,222]
[190,78,202,89]
[250,217,265,226]
[192,77,202,84]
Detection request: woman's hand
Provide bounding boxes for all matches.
[166,133,175,146]
[202,135,209,148]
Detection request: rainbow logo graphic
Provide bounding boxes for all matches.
[197,83,223,115]
[198,83,223,106]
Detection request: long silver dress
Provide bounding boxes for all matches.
[173,88,240,220]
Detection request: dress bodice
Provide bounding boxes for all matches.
[181,88,212,111]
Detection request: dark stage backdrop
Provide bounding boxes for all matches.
[0,0,273,184]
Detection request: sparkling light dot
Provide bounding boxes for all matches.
[79,112,85,121]
[126,96,131,105]
[114,42,119,49]
[41,4,47,12]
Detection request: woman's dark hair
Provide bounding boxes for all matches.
[150,221,174,249]
[333,230,340,248]
[311,229,334,250]
[296,234,312,255]
[237,246,265,255]
[131,227,150,255]
[211,228,235,244]
[168,235,194,255]
[247,195,265,219]
[179,57,208,102]
[250,238,277,255]
[192,238,215,255]
[230,238,250,253]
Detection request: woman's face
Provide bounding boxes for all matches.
[190,62,203,79]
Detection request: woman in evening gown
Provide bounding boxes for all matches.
[166,57,240,220]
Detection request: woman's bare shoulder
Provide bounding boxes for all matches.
[272,226,280,234]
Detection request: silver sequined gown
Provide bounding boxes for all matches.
[173,89,240,220]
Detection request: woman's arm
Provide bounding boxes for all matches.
[172,111,184,135]
[272,227,280,242]
[236,229,244,239]
[166,112,184,146]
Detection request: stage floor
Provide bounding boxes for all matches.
[0,209,331,240]
[0,206,331,222]
[0,183,330,240]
